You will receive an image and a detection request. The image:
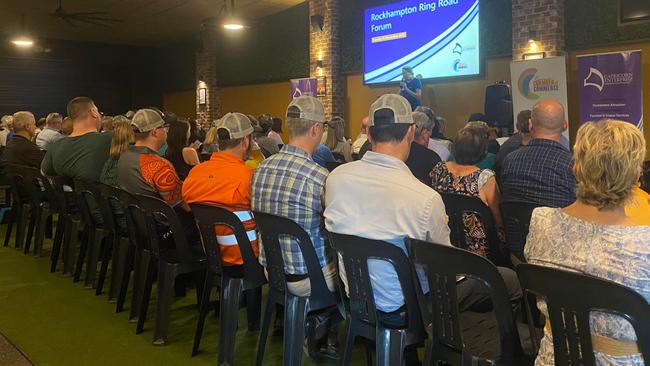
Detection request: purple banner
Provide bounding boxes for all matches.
[578,50,643,129]
[290,78,318,99]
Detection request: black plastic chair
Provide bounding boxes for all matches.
[500,202,540,262]
[409,239,527,365]
[329,233,424,366]
[133,193,207,345]
[99,183,135,305]
[440,193,506,266]
[325,161,344,172]
[3,164,33,250]
[517,264,650,365]
[253,211,336,366]
[74,179,112,289]
[189,203,266,363]
[49,176,84,276]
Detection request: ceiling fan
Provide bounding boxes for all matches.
[50,0,123,28]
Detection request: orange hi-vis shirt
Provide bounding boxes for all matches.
[182,152,260,266]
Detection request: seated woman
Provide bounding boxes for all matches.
[100,116,134,186]
[525,119,649,366]
[324,116,352,162]
[200,124,219,160]
[447,121,497,169]
[430,126,504,258]
[165,119,200,180]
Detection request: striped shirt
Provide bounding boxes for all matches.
[500,139,576,208]
[251,144,330,274]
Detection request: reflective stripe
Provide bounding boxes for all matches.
[233,210,253,221]
[216,229,258,246]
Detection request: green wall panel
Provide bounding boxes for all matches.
[566,0,650,50]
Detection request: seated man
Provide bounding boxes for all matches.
[118,108,182,207]
[252,96,338,358]
[500,99,575,207]
[41,97,112,182]
[351,116,369,158]
[404,111,441,184]
[183,112,259,265]
[493,110,531,180]
[2,111,44,168]
[35,113,65,151]
[324,94,521,364]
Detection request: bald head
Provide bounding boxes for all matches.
[531,99,566,136]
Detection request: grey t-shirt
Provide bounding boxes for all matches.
[41,132,113,182]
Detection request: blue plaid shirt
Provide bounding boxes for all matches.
[251,145,330,274]
[500,139,576,208]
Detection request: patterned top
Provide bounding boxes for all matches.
[117,145,183,207]
[430,162,495,257]
[525,207,650,366]
[500,139,576,208]
[251,144,330,274]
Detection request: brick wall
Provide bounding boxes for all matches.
[195,28,220,128]
[310,0,345,119]
[512,0,565,60]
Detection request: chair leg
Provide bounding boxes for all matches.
[340,318,357,366]
[246,286,262,331]
[218,277,243,365]
[129,248,148,321]
[63,218,80,276]
[50,213,65,272]
[95,232,114,295]
[4,207,14,247]
[256,289,278,366]
[85,228,106,288]
[33,205,49,257]
[283,295,309,366]
[152,262,179,345]
[108,236,128,302]
[73,227,91,283]
[23,205,37,254]
[116,243,135,313]
[375,328,406,366]
[192,272,215,356]
[136,254,156,333]
[15,204,29,249]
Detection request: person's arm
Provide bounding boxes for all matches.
[41,149,55,176]
[426,193,451,246]
[480,175,504,228]
[182,147,200,166]
[27,146,45,169]
[151,159,187,210]
[403,80,422,101]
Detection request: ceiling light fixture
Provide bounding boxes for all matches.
[221,0,245,31]
[11,14,34,48]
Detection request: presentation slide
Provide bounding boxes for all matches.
[363,0,480,85]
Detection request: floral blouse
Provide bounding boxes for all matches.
[525,207,650,366]
[430,162,496,257]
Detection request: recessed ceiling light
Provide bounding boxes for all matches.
[12,39,34,47]
[223,22,244,30]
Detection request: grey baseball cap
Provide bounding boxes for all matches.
[216,112,255,139]
[286,96,326,123]
[131,109,166,133]
[369,94,414,126]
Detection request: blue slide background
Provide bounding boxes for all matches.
[364,0,480,84]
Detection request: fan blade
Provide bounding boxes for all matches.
[69,17,112,28]
[63,17,77,27]
[65,14,122,22]
[63,11,110,16]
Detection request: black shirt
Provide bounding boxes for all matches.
[2,134,44,169]
[494,133,523,179]
[405,142,442,185]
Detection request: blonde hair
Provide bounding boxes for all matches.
[204,126,217,146]
[109,118,135,159]
[324,116,346,149]
[574,119,646,209]
[12,111,35,132]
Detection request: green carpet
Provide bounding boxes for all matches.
[0,224,369,366]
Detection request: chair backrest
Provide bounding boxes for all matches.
[439,193,503,263]
[517,264,650,366]
[134,193,200,264]
[49,176,76,215]
[189,203,265,289]
[500,202,540,260]
[99,183,130,235]
[329,232,424,334]
[410,239,523,364]
[74,179,114,230]
[3,163,34,204]
[325,161,343,172]
[253,211,334,309]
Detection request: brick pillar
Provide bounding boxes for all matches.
[310,0,345,119]
[195,27,220,128]
[512,0,565,60]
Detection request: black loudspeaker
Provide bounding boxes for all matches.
[311,15,324,32]
[484,82,513,129]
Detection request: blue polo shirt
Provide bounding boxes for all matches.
[400,78,422,111]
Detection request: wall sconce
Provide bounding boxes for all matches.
[316,60,323,69]
[522,30,545,60]
[310,15,324,32]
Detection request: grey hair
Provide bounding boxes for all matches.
[12,111,34,132]
[412,111,434,138]
[46,112,63,125]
